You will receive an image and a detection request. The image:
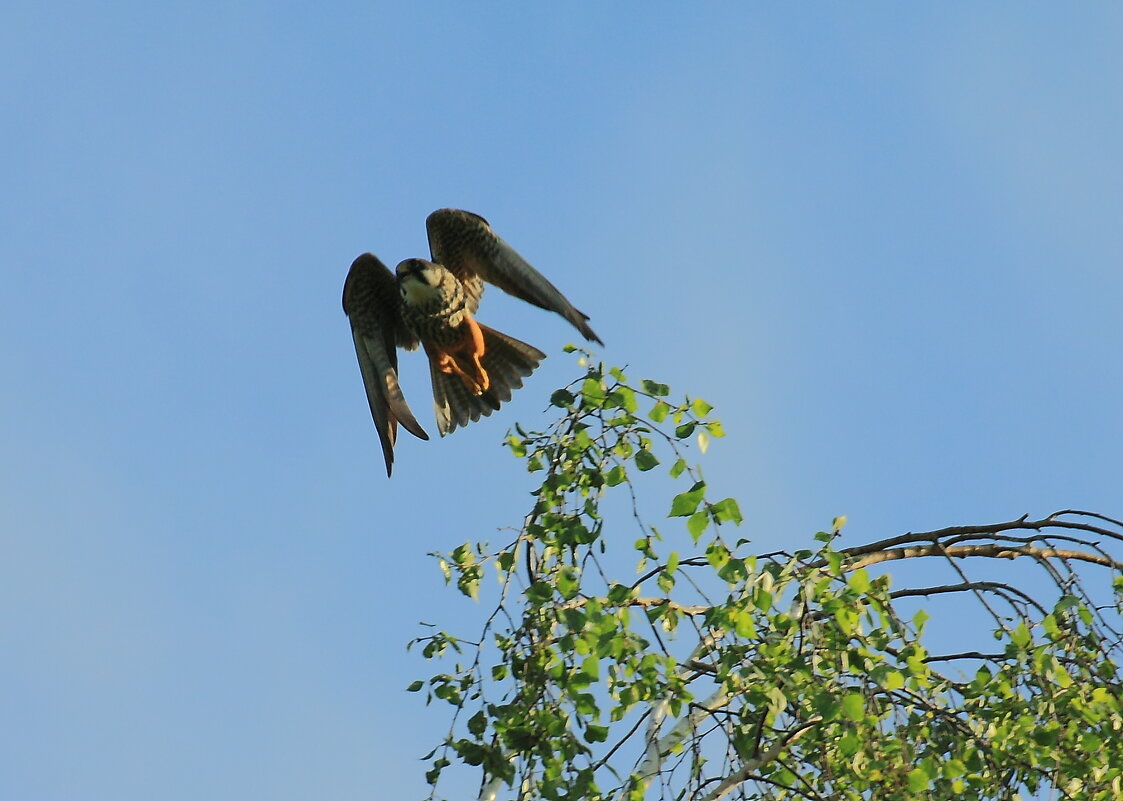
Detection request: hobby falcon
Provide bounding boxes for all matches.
[343,208,603,475]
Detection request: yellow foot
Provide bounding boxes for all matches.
[436,352,489,396]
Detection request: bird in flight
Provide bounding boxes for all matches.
[343,208,603,475]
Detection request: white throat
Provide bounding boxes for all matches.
[401,275,440,306]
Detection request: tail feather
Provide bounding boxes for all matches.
[429,324,546,436]
[429,359,500,434]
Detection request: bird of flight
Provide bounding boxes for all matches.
[343,208,604,476]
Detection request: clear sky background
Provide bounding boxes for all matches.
[2,4,1121,799]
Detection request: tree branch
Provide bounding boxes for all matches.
[845,543,1123,572]
[696,718,823,801]
[841,512,1123,561]
[890,580,1048,615]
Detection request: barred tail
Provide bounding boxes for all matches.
[428,325,546,436]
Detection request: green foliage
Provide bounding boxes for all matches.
[411,354,1123,801]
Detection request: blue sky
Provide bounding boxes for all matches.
[2,4,1121,799]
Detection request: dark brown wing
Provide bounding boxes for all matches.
[342,253,428,476]
[425,208,603,345]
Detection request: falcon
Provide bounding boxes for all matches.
[343,208,603,475]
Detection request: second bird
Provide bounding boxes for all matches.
[343,208,604,476]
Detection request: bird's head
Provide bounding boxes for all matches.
[396,258,445,305]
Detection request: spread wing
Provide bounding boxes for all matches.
[425,208,604,345]
[342,253,428,476]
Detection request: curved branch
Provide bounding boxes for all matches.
[890,581,1048,615]
[846,543,1123,572]
[842,512,1123,561]
[923,651,1007,664]
[696,717,822,801]
[635,688,731,789]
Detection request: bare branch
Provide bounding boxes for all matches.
[696,718,823,801]
[890,581,1048,615]
[841,512,1123,561]
[635,688,731,791]
[923,651,1007,664]
[846,543,1123,572]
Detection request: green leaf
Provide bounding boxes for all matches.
[527,580,552,604]
[767,686,788,716]
[635,449,659,471]
[712,498,743,525]
[847,569,870,594]
[717,558,748,585]
[425,757,450,785]
[574,693,598,716]
[732,607,756,638]
[841,692,865,721]
[1032,726,1060,747]
[834,606,859,636]
[641,379,670,396]
[751,584,773,612]
[406,680,424,692]
[649,400,669,423]
[691,397,713,417]
[1056,594,1080,611]
[669,458,687,478]
[557,567,580,600]
[550,389,575,408]
[687,510,709,540]
[605,464,627,486]
[608,386,638,413]
[606,583,633,604]
[906,767,930,793]
[838,732,861,756]
[881,670,904,691]
[705,542,730,569]
[506,434,526,457]
[1010,622,1032,649]
[669,482,706,517]
[581,377,606,405]
[674,421,696,438]
[585,724,609,743]
[580,655,600,681]
[942,759,966,779]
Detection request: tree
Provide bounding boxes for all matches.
[411,352,1123,801]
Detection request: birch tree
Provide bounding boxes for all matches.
[412,352,1123,801]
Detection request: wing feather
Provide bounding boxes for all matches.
[342,253,428,475]
[426,208,603,345]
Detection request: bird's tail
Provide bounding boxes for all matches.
[428,323,546,436]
